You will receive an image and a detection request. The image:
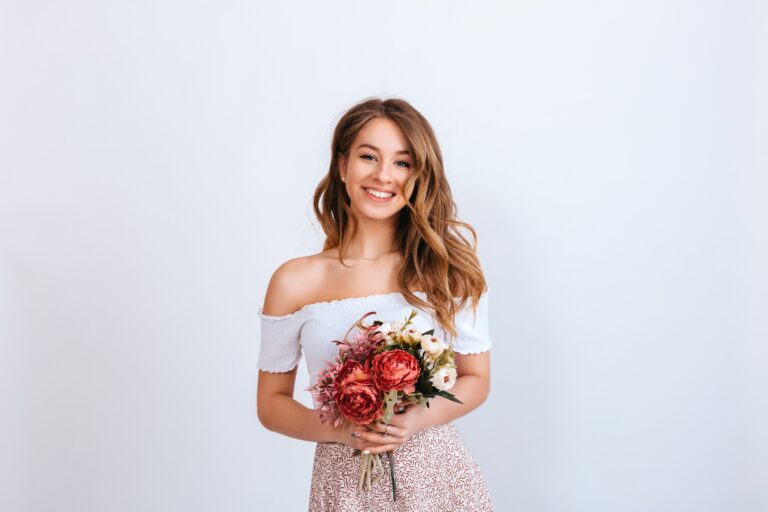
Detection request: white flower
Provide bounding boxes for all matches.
[420,335,446,356]
[430,366,457,391]
[375,322,399,345]
[389,320,404,333]
[404,327,422,344]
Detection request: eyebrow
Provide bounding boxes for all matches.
[355,143,412,156]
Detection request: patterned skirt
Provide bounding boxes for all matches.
[308,422,494,511]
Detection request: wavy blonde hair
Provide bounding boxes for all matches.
[312,97,487,340]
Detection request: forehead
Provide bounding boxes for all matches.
[353,117,412,155]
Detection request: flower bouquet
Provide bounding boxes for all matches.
[306,308,463,501]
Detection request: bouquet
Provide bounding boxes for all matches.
[306,308,463,501]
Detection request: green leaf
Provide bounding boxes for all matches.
[416,369,434,395]
[382,389,399,423]
[435,390,464,404]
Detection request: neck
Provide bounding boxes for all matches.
[341,217,398,260]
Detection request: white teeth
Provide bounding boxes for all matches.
[365,188,394,199]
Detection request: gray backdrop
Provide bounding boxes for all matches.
[1,1,766,511]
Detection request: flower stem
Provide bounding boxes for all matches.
[386,450,397,501]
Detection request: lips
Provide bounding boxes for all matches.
[363,187,396,200]
[364,187,395,195]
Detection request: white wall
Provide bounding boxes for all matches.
[1,1,766,511]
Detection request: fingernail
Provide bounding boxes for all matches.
[363,449,370,455]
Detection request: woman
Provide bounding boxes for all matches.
[256,97,494,511]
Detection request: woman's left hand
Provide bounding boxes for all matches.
[351,402,428,455]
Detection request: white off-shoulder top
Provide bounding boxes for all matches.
[257,290,493,398]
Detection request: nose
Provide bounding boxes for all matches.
[371,159,394,183]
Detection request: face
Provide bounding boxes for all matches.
[338,117,415,222]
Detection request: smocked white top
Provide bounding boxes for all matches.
[257,290,493,403]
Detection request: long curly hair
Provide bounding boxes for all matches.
[312,96,487,340]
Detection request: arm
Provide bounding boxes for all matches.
[257,367,343,443]
[256,258,362,445]
[258,368,406,447]
[415,350,491,430]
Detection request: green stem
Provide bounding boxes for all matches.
[386,450,397,501]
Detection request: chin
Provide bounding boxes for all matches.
[361,211,399,221]
[354,205,404,221]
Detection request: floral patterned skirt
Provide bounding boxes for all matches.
[308,422,494,511]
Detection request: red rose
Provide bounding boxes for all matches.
[334,360,368,388]
[334,381,383,425]
[371,349,420,394]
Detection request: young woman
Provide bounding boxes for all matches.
[257,97,494,511]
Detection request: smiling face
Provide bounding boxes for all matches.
[338,117,415,222]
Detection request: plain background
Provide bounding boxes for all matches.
[1,1,766,511]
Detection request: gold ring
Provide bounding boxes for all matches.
[383,425,389,437]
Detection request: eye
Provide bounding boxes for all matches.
[359,154,411,169]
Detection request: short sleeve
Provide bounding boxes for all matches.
[450,291,493,354]
[257,307,304,372]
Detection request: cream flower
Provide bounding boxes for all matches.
[420,335,446,356]
[430,366,457,391]
[404,327,422,344]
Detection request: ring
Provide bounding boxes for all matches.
[383,425,390,437]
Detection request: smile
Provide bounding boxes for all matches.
[364,187,396,200]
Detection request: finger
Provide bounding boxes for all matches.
[366,421,386,432]
[397,402,418,413]
[356,428,404,444]
[353,429,403,445]
[350,436,382,452]
[362,443,401,455]
[365,422,404,437]
[374,414,411,429]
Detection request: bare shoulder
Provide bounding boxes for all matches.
[261,252,329,316]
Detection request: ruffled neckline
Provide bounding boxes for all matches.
[258,290,428,321]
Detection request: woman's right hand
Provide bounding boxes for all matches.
[334,401,415,449]
[335,420,367,450]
